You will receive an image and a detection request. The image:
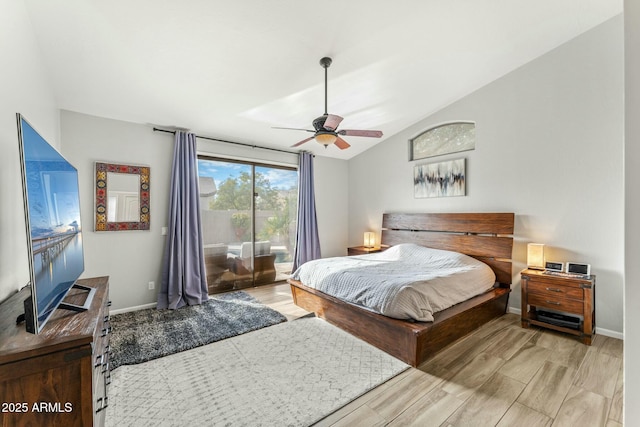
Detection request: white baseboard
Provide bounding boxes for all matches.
[595,327,624,340]
[507,307,521,316]
[110,302,157,315]
[506,307,623,340]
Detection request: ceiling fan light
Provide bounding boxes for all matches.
[315,133,337,146]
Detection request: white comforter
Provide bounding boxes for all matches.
[291,243,496,322]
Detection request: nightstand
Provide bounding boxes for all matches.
[521,269,595,345]
[347,246,387,256]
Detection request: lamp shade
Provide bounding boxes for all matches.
[364,232,375,248]
[316,133,337,146]
[527,243,545,270]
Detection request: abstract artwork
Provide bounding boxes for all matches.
[414,158,466,198]
[410,122,475,160]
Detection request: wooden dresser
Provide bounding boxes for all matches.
[0,276,111,427]
[521,269,595,345]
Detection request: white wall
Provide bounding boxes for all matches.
[0,0,59,303]
[61,111,349,310]
[348,16,624,335]
[313,155,349,257]
[61,111,173,311]
[625,0,639,422]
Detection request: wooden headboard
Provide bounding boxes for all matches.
[381,212,514,287]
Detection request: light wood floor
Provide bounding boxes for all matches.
[245,283,624,427]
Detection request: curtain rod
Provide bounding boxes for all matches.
[153,127,299,156]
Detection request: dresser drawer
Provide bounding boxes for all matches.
[527,293,584,315]
[527,280,583,301]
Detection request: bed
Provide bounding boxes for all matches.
[288,212,514,367]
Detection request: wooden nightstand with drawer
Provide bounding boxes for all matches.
[521,269,595,345]
[347,246,388,256]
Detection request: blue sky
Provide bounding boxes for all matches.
[197,159,298,191]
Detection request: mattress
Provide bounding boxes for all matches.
[291,243,496,322]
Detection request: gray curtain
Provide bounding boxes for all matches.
[292,151,321,271]
[157,131,209,309]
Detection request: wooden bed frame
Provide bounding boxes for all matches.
[288,212,514,367]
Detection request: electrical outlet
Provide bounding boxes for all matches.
[148,281,155,290]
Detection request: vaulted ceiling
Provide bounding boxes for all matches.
[24,1,622,159]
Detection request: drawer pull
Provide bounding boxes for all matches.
[96,397,109,413]
[546,287,563,292]
[545,300,561,305]
[101,362,110,374]
[95,354,104,368]
[101,326,112,337]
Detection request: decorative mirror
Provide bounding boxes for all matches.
[95,162,150,231]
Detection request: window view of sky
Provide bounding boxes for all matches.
[197,159,298,191]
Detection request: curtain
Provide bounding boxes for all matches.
[157,131,209,309]
[292,151,321,271]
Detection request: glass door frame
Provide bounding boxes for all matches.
[197,155,297,292]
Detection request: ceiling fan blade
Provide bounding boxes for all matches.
[323,114,343,131]
[272,126,315,133]
[291,136,315,147]
[338,129,383,138]
[334,136,351,150]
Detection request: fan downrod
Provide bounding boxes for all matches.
[320,57,332,114]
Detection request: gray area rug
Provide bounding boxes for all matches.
[109,291,287,369]
[105,317,409,427]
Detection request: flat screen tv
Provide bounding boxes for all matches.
[17,113,91,334]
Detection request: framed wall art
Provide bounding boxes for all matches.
[409,121,475,160]
[414,158,466,198]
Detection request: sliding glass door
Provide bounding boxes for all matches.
[197,157,297,294]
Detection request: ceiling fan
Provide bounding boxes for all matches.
[274,57,383,150]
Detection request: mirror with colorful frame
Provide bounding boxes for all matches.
[95,162,150,231]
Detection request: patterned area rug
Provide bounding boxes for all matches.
[109,291,287,369]
[105,317,409,427]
